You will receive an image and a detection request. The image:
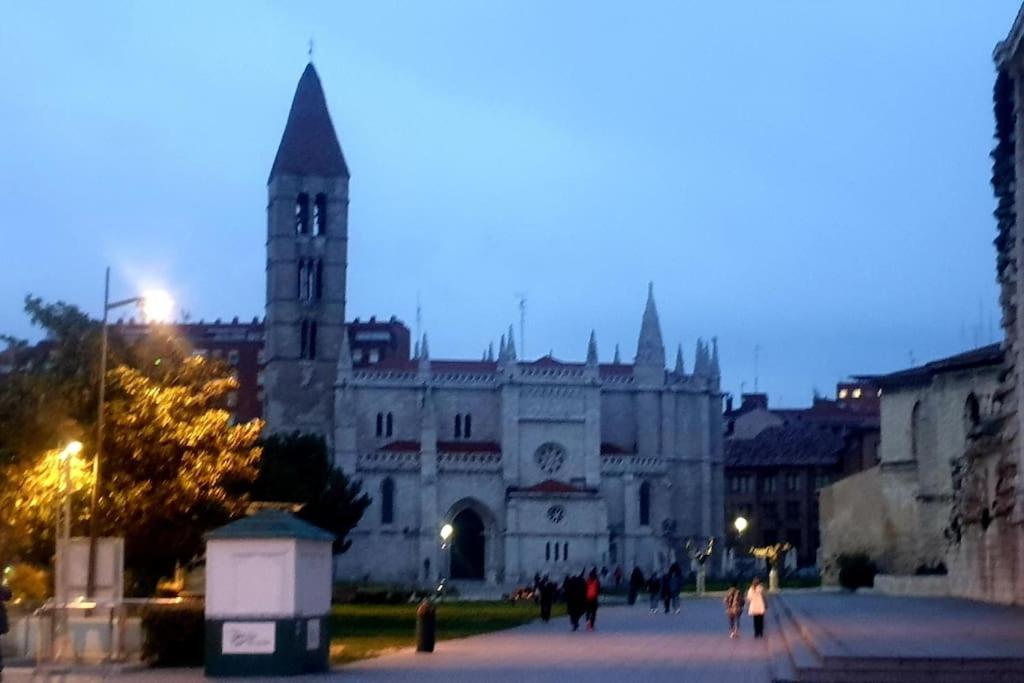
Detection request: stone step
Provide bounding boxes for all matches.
[772,594,1024,683]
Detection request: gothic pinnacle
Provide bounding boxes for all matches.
[587,330,599,365]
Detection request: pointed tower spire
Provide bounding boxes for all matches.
[335,324,353,383]
[506,324,517,361]
[613,344,621,364]
[420,333,430,360]
[269,64,348,181]
[635,282,665,367]
[587,330,599,366]
[487,341,495,362]
[711,337,720,377]
[418,332,431,377]
[693,338,707,376]
[674,344,685,375]
[499,334,507,360]
[414,338,421,360]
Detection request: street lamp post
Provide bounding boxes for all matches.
[54,440,82,662]
[86,268,172,598]
[438,523,454,599]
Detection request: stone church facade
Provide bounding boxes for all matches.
[263,64,725,585]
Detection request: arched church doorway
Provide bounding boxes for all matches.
[450,508,485,579]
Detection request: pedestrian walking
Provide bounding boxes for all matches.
[565,571,586,631]
[539,576,555,622]
[628,566,644,606]
[0,579,11,679]
[660,572,672,613]
[668,566,682,614]
[585,568,601,630]
[746,577,767,638]
[647,572,661,612]
[724,582,744,638]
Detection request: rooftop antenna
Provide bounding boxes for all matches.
[753,344,761,393]
[515,292,526,359]
[308,38,314,61]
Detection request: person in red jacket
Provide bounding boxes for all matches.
[584,568,601,630]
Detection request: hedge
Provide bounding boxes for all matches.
[140,601,205,667]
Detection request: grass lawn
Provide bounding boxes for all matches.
[329,601,566,664]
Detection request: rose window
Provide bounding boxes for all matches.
[547,505,566,524]
[534,443,566,475]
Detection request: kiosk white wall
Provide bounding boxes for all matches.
[204,511,333,677]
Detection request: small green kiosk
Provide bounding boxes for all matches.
[204,510,334,677]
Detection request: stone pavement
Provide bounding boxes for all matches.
[3,597,776,682]
[345,597,774,683]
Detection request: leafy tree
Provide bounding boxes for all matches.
[253,432,370,553]
[0,297,262,592]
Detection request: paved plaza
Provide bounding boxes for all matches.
[8,592,1024,682]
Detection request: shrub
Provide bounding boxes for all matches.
[141,601,205,667]
[4,563,50,609]
[914,562,947,576]
[836,553,876,591]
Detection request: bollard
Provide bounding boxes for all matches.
[415,598,436,653]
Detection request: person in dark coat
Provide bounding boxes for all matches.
[584,568,601,630]
[660,572,673,614]
[564,571,586,631]
[539,576,555,622]
[628,567,644,606]
[0,580,11,678]
[647,572,661,612]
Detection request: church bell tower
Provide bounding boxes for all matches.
[264,63,350,437]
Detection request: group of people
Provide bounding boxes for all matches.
[724,577,767,638]
[534,568,602,631]
[533,566,768,639]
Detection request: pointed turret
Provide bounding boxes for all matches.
[711,337,720,377]
[674,344,685,375]
[506,325,517,361]
[269,63,349,181]
[635,282,665,367]
[694,338,708,377]
[499,334,507,360]
[418,333,430,377]
[335,324,353,383]
[414,338,421,360]
[487,341,495,362]
[613,344,621,364]
[587,330,599,366]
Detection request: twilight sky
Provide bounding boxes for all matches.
[1,1,1019,406]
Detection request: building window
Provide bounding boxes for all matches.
[554,542,560,561]
[381,477,395,525]
[814,473,832,490]
[313,193,327,235]
[353,348,364,363]
[453,414,473,439]
[563,542,568,561]
[315,259,323,300]
[298,259,322,303]
[454,414,462,438]
[295,193,310,234]
[464,414,472,438]
[228,349,240,366]
[545,542,551,562]
[386,412,394,438]
[785,473,800,492]
[639,481,651,526]
[368,349,380,363]
[376,412,384,437]
[300,320,318,359]
[761,475,777,495]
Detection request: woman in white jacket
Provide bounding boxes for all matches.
[746,577,767,638]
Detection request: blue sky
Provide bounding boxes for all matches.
[1,1,1018,406]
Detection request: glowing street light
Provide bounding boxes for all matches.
[440,523,454,544]
[87,268,174,597]
[60,440,83,461]
[141,290,174,322]
[734,516,749,535]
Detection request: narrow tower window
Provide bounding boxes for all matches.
[554,542,560,561]
[464,414,472,438]
[315,259,324,300]
[386,412,394,437]
[376,413,384,437]
[454,414,462,438]
[545,542,551,561]
[381,477,395,524]
[297,260,307,300]
[295,193,310,234]
[308,320,317,359]
[639,481,651,527]
[299,320,309,358]
[563,542,568,561]
[314,193,327,235]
